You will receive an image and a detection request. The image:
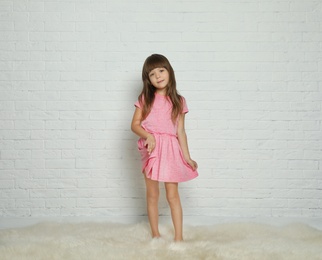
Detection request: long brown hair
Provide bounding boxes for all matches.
[138,54,183,123]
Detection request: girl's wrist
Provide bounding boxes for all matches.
[146,133,153,140]
[184,156,191,162]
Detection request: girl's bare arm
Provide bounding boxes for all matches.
[131,107,155,154]
[177,114,198,170]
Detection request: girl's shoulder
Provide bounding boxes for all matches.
[179,95,189,113]
[180,95,186,102]
[178,95,187,105]
[134,94,145,109]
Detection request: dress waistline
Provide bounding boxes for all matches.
[151,132,177,138]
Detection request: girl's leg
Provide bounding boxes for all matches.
[144,175,160,238]
[165,182,183,241]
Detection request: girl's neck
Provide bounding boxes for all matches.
[155,89,167,96]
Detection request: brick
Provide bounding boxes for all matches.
[44,22,75,32]
[1,150,31,159]
[15,120,44,130]
[16,199,46,208]
[0,180,14,188]
[14,22,44,32]
[44,2,75,12]
[46,179,77,189]
[15,159,45,169]
[45,159,75,169]
[16,179,46,189]
[46,198,76,208]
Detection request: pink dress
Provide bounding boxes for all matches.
[134,93,198,183]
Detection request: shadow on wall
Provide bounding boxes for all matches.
[119,81,147,217]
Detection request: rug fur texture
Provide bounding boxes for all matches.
[0,222,322,260]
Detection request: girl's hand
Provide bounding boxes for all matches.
[187,158,198,171]
[144,134,156,155]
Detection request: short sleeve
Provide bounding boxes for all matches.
[182,96,189,114]
[134,95,144,109]
[134,100,141,109]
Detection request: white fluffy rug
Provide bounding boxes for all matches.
[1,222,322,260]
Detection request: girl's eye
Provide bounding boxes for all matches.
[160,69,164,72]
[149,73,154,77]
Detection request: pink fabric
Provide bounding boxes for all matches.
[135,93,198,183]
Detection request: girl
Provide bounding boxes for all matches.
[131,54,198,242]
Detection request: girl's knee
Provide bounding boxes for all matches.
[147,189,159,203]
[166,193,180,206]
[145,177,160,201]
[165,183,180,205]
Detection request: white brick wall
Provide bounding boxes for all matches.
[1,0,321,228]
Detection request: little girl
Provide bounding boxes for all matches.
[131,54,198,241]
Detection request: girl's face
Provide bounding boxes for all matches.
[148,67,169,95]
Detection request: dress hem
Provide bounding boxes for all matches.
[142,171,198,183]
